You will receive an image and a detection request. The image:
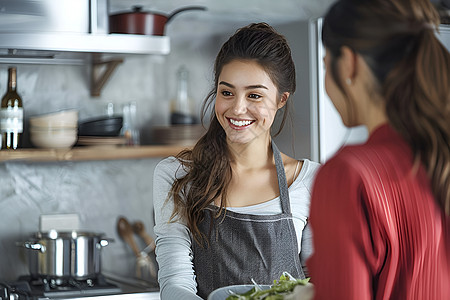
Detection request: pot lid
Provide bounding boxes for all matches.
[34,230,105,239]
[110,5,166,17]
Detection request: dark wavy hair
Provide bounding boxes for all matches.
[168,23,297,244]
[322,0,450,215]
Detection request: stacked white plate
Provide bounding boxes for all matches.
[29,110,78,149]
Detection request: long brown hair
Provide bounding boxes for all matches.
[169,23,297,244]
[322,0,450,215]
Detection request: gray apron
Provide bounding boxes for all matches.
[192,142,304,299]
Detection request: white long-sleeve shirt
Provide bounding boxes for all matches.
[153,157,320,300]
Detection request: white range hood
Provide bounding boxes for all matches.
[0,32,170,64]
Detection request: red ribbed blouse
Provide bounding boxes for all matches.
[308,124,450,300]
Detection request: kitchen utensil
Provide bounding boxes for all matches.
[78,116,123,137]
[132,221,157,279]
[117,217,140,256]
[170,112,197,125]
[117,217,154,280]
[76,136,127,147]
[109,5,206,36]
[208,282,314,300]
[29,109,78,128]
[29,109,79,149]
[30,127,78,149]
[121,102,140,145]
[132,221,155,251]
[170,65,198,125]
[20,231,112,280]
[208,285,272,300]
[152,124,205,145]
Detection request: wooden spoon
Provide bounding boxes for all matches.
[117,216,140,257]
[132,220,155,251]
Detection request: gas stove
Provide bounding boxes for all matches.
[1,274,121,300]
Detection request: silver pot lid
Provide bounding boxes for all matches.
[34,230,105,239]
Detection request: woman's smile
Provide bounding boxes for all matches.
[227,117,255,129]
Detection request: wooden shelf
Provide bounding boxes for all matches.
[0,145,189,162]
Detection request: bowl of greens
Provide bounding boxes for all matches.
[208,272,310,300]
[208,284,271,300]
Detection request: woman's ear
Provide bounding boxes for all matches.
[340,46,358,83]
[278,92,290,109]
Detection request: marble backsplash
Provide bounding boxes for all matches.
[0,37,219,281]
[0,158,161,281]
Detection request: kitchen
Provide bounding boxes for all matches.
[0,0,333,298]
[1,0,449,299]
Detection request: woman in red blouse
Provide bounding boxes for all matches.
[307,0,450,299]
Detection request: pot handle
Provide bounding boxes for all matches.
[97,238,115,249]
[167,6,206,23]
[19,242,46,253]
[132,5,143,12]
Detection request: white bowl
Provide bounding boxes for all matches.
[30,127,78,149]
[29,109,78,128]
[208,284,271,300]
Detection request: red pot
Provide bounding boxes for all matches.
[109,5,206,36]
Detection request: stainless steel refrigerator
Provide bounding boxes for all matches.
[307,20,450,163]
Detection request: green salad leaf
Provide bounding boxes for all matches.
[226,273,310,300]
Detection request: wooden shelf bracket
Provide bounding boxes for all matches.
[91,58,124,97]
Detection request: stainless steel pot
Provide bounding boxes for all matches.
[20,231,113,280]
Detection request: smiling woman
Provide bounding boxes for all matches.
[152,23,320,299]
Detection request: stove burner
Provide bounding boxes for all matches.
[21,274,108,291]
[7,274,121,299]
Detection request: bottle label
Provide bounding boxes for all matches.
[0,107,23,133]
